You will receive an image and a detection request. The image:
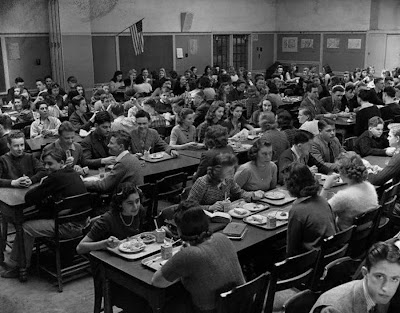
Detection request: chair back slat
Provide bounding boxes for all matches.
[138,183,156,230]
[283,289,320,313]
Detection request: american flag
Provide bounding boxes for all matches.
[129,20,144,55]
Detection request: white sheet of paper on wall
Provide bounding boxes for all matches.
[348,39,362,49]
[8,43,20,60]
[176,48,183,59]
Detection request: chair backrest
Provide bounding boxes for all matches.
[381,181,400,215]
[343,136,357,151]
[154,204,179,238]
[12,121,32,130]
[264,249,320,313]
[284,289,320,313]
[23,125,31,138]
[137,183,156,230]
[216,272,270,313]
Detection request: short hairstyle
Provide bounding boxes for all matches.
[205,101,225,124]
[284,163,320,198]
[15,77,24,84]
[110,103,124,117]
[58,121,75,135]
[94,111,111,125]
[318,118,335,131]
[135,110,151,120]
[368,116,384,128]
[44,75,52,81]
[384,86,396,98]
[193,90,205,98]
[35,100,48,111]
[385,76,394,82]
[143,98,157,108]
[247,138,272,161]
[67,76,77,83]
[259,112,277,131]
[204,125,228,149]
[306,82,319,93]
[7,131,25,144]
[365,241,400,271]
[174,201,210,245]
[277,110,293,130]
[390,125,400,138]
[0,115,13,130]
[135,75,145,84]
[198,76,211,89]
[293,130,313,145]
[110,182,141,214]
[374,77,383,84]
[207,153,238,184]
[110,130,131,150]
[71,95,85,108]
[36,78,44,84]
[299,107,315,121]
[336,151,367,183]
[50,83,60,91]
[331,85,345,93]
[177,108,194,125]
[42,147,66,163]
[357,89,370,102]
[228,102,244,116]
[345,83,355,92]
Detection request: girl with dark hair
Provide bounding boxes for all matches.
[110,70,125,92]
[322,64,333,86]
[222,102,253,137]
[169,108,202,150]
[196,101,226,143]
[321,152,378,231]
[285,163,336,257]
[234,138,277,191]
[173,75,189,96]
[152,202,245,313]
[215,82,231,105]
[250,98,273,127]
[188,153,264,210]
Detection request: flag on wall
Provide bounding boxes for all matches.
[129,20,144,55]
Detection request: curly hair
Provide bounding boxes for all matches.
[177,108,194,125]
[336,151,367,183]
[205,101,226,124]
[204,125,228,149]
[285,163,320,198]
[247,138,272,161]
[207,153,238,185]
[110,182,142,213]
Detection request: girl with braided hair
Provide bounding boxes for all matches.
[152,200,245,313]
[321,151,378,231]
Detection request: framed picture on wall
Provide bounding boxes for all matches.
[327,38,340,49]
[348,39,362,49]
[301,39,314,49]
[282,37,298,52]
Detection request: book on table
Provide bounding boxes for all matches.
[222,222,247,239]
[203,210,232,223]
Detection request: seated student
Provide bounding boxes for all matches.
[0,131,46,187]
[234,138,277,192]
[355,89,381,136]
[227,79,246,102]
[279,130,331,184]
[321,152,378,231]
[94,93,113,112]
[152,201,245,313]
[340,83,359,112]
[192,90,210,127]
[197,101,226,143]
[6,77,28,103]
[69,95,96,132]
[1,147,87,278]
[110,103,136,133]
[245,86,262,119]
[193,125,234,182]
[0,115,12,156]
[169,108,199,150]
[142,98,167,129]
[35,78,48,97]
[84,130,143,193]
[30,101,61,138]
[299,83,333,119]
[41,121,85,175]
[130,110,178,157]
[81,113,115,167]
[188,153,263,210]
[311,241,400,313]
[298,107,319,136]
[311,119,346,171]
[277,110,298,146]
[381,86,400,121]
[259,112,290,162]
[222,102,254,137]
[249,98,273,127]
[285,163,336,257]
[13,96,34,124]
[320,85,345,113]
[49,83,67,110]
[354,116,392,157]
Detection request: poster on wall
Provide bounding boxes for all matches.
[7,43,20,60]
[189,39,198,55]
[301,39,314,49]
[348,39,362,49]
[327,38,340,49]
[282,37,298,52]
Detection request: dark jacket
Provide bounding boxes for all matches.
[354,130,388,157]
[81,131,110,169]
[355,105,381,136]
[69,111,93,132]
[380,102,400,121]
[340,96,359,112]
[130,128,172,154]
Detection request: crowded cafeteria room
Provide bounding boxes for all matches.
[2,0,400,312]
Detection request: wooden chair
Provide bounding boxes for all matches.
[381,181,400,215]
[383,119,394,130]
[283,289,320,313]
[394,115,400,123]
[343,136,358,151]
[380,182,400,236]
[348,206,382,259]
[35,193,94,292]
[153,172,188,216]
[264,249,320,313]
[216,272,270,313]
[11,120,32,130]
[137,183,156,231]
[311,225,355,291]
[154,204,179,239]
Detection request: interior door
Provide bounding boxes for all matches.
[365,33,386,74]
[385,35,400,72]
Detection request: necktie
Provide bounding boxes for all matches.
[327,141,335,163]
[369,305,377,313]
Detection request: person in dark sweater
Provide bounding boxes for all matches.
[340,83,359,112]
[0,115,12,156]
[69,95,96,132]
[380,86,400,121]
[368,77,385,106]
[2,148,88,278]
[354,116,392,157]
[355,89,381,136]
[0,131,46,188]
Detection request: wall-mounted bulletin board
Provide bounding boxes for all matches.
[322,33,366,71]
[277,33,320,62]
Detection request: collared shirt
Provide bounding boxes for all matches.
[291,146,303,163]
[30,116,61,138]
[115,150,130,163]
[363,278,376,312]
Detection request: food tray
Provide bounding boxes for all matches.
[107,232,164,260]
[243,206,291,230]
[229,199,269,215]
[140,152,174,163]
[142,246,181,271]
[258,188,296,206]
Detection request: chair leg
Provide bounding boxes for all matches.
[1,217,8,251]
[55,246,63,292]
[35,242,41,276]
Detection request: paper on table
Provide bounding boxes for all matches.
[79,129,89,137]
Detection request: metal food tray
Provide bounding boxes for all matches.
[229,200,270,217]
[259,188,296,206]
[243,206,291,230]
[140,152,174,163]
[141,246,181,271]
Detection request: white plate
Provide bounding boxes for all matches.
[264,191,286,200]
[118,240,146,254]
[242,203,266,212]
[150,153,164,159]
[139,232,156,244]
[228,208,251,218]
[245,214,267,225]
[268,210,289,220]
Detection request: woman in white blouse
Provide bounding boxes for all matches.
[169,108,203,150]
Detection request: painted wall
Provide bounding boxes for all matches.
[92,36,117,83]
[89,0,277,33]
[0,0,49,34]
[251,34,274,72]
[175,35,212,74]
[276,0,371,32]
[374,0,400,30]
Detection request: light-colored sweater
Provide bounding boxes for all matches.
[328,181,378,231]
